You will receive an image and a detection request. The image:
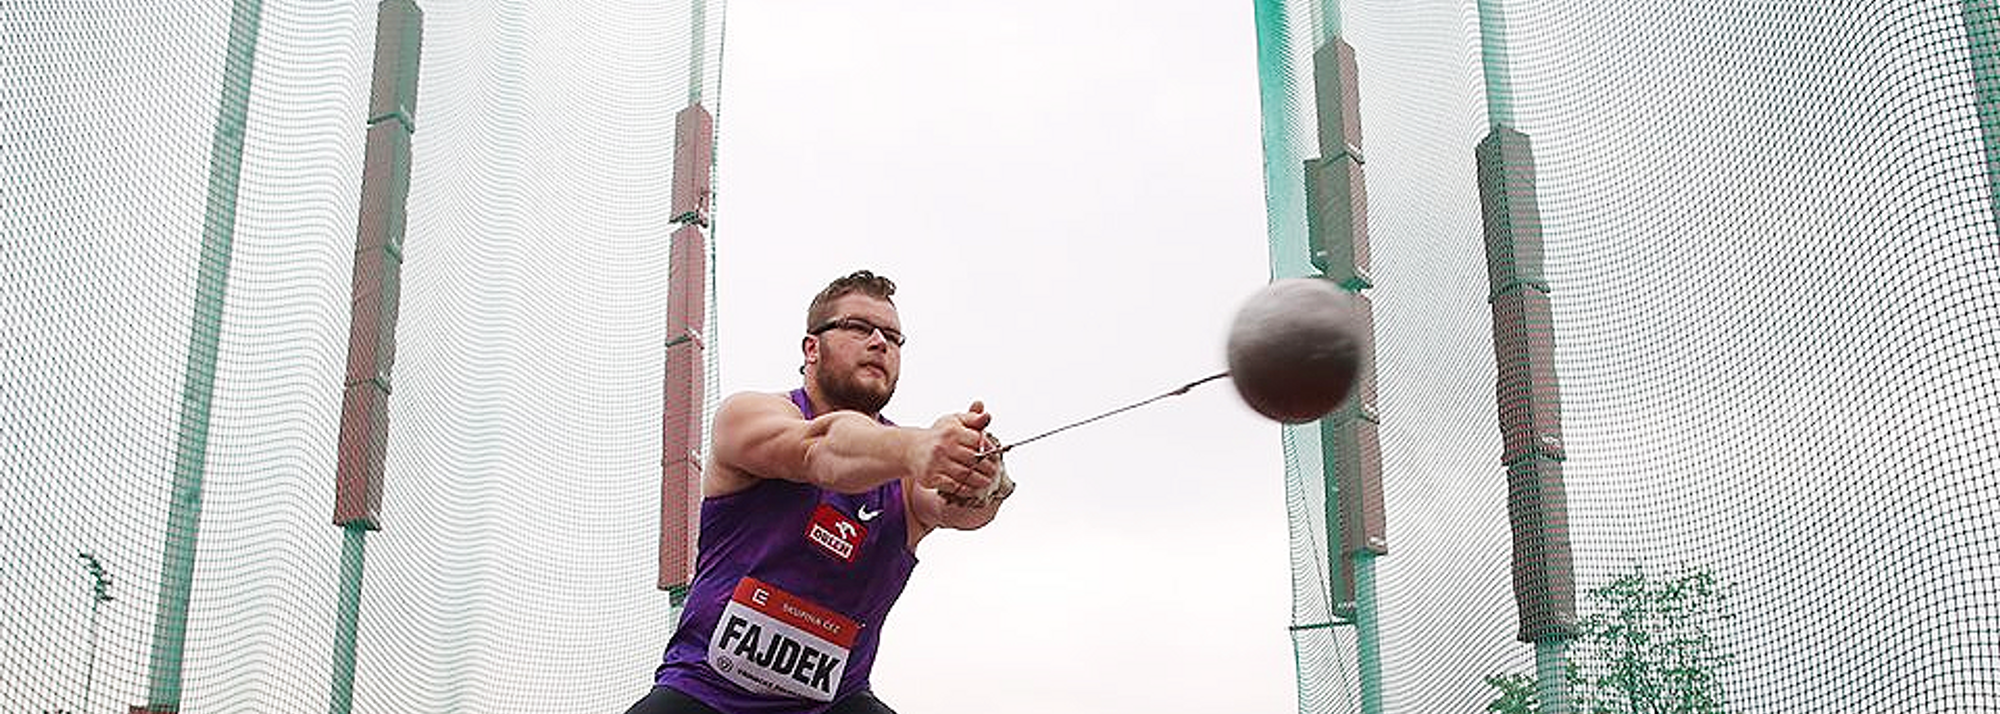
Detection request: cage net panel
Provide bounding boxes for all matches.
[0,1,726,711]
[1260,0,2000,712]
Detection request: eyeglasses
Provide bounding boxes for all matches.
[809,316,905,347]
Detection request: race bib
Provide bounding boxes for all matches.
[707,577,859,702]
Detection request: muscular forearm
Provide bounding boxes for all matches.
[800,411,921,494]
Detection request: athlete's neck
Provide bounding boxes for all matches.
[800,379,879,419]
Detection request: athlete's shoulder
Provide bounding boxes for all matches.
[717,390,805,418]
[707,391,810,497]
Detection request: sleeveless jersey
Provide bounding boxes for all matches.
[653,389,918,713]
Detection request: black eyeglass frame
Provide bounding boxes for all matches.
[808,316,906,347]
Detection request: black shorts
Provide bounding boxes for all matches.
[623,686,898,714]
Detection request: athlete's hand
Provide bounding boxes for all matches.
[912,404,993,496]
[936,402,1007,508]
[961,401,1002,482]
[941,427,1012,509]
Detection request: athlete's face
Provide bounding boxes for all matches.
[804,294,901,414]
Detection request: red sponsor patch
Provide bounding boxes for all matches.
[730,577,861,649]
[804,503,867,563]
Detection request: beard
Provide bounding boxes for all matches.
[815,363,895,415]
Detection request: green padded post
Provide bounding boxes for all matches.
[1962,1,2000,222]
[329,525,368,714]
[1478,0,1515,128]
[143,1,266,709]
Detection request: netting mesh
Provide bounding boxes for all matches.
[2,1,724,711]
[6,1,2000,713]
[1260,0,2000,712]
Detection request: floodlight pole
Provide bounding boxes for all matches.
[79,552,113,714]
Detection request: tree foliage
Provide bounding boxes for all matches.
[1571,566,1731,714]
[1483,565,1730,714]
[1484,672,1539,714]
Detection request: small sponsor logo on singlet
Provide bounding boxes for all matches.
[707,577,860,702]
[805,503,866,563]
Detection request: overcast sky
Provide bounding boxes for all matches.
[712,4,1306,712]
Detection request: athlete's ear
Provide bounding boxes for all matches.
[801,334,820,370]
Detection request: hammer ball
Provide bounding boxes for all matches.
[1226,278,1365,424]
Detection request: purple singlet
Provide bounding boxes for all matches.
[653,389,918,714]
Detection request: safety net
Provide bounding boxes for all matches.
[6,1,1999,713]
[2,1,725,711]
[1257,1,2000,712]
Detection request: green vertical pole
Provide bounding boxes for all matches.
[1962,0,2000,222]
[1250,3,1330,713]
[1536,639,1569,713]
[1477,3,1574,712]
[660,0,716,628]
[143,1,265,710]
[1310,0,1340,47]
[1258,2,1391,713]
[1251,0,1313,281]
[1353,552,1382,714]
[1477,0,1514,128]
[329,1,423,711]
[329,525,368,714]
[688,0,706,105]
[1305,0,1386,711]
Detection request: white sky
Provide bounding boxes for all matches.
[712,4,1298,713]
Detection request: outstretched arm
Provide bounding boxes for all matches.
[706,391,995,497]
